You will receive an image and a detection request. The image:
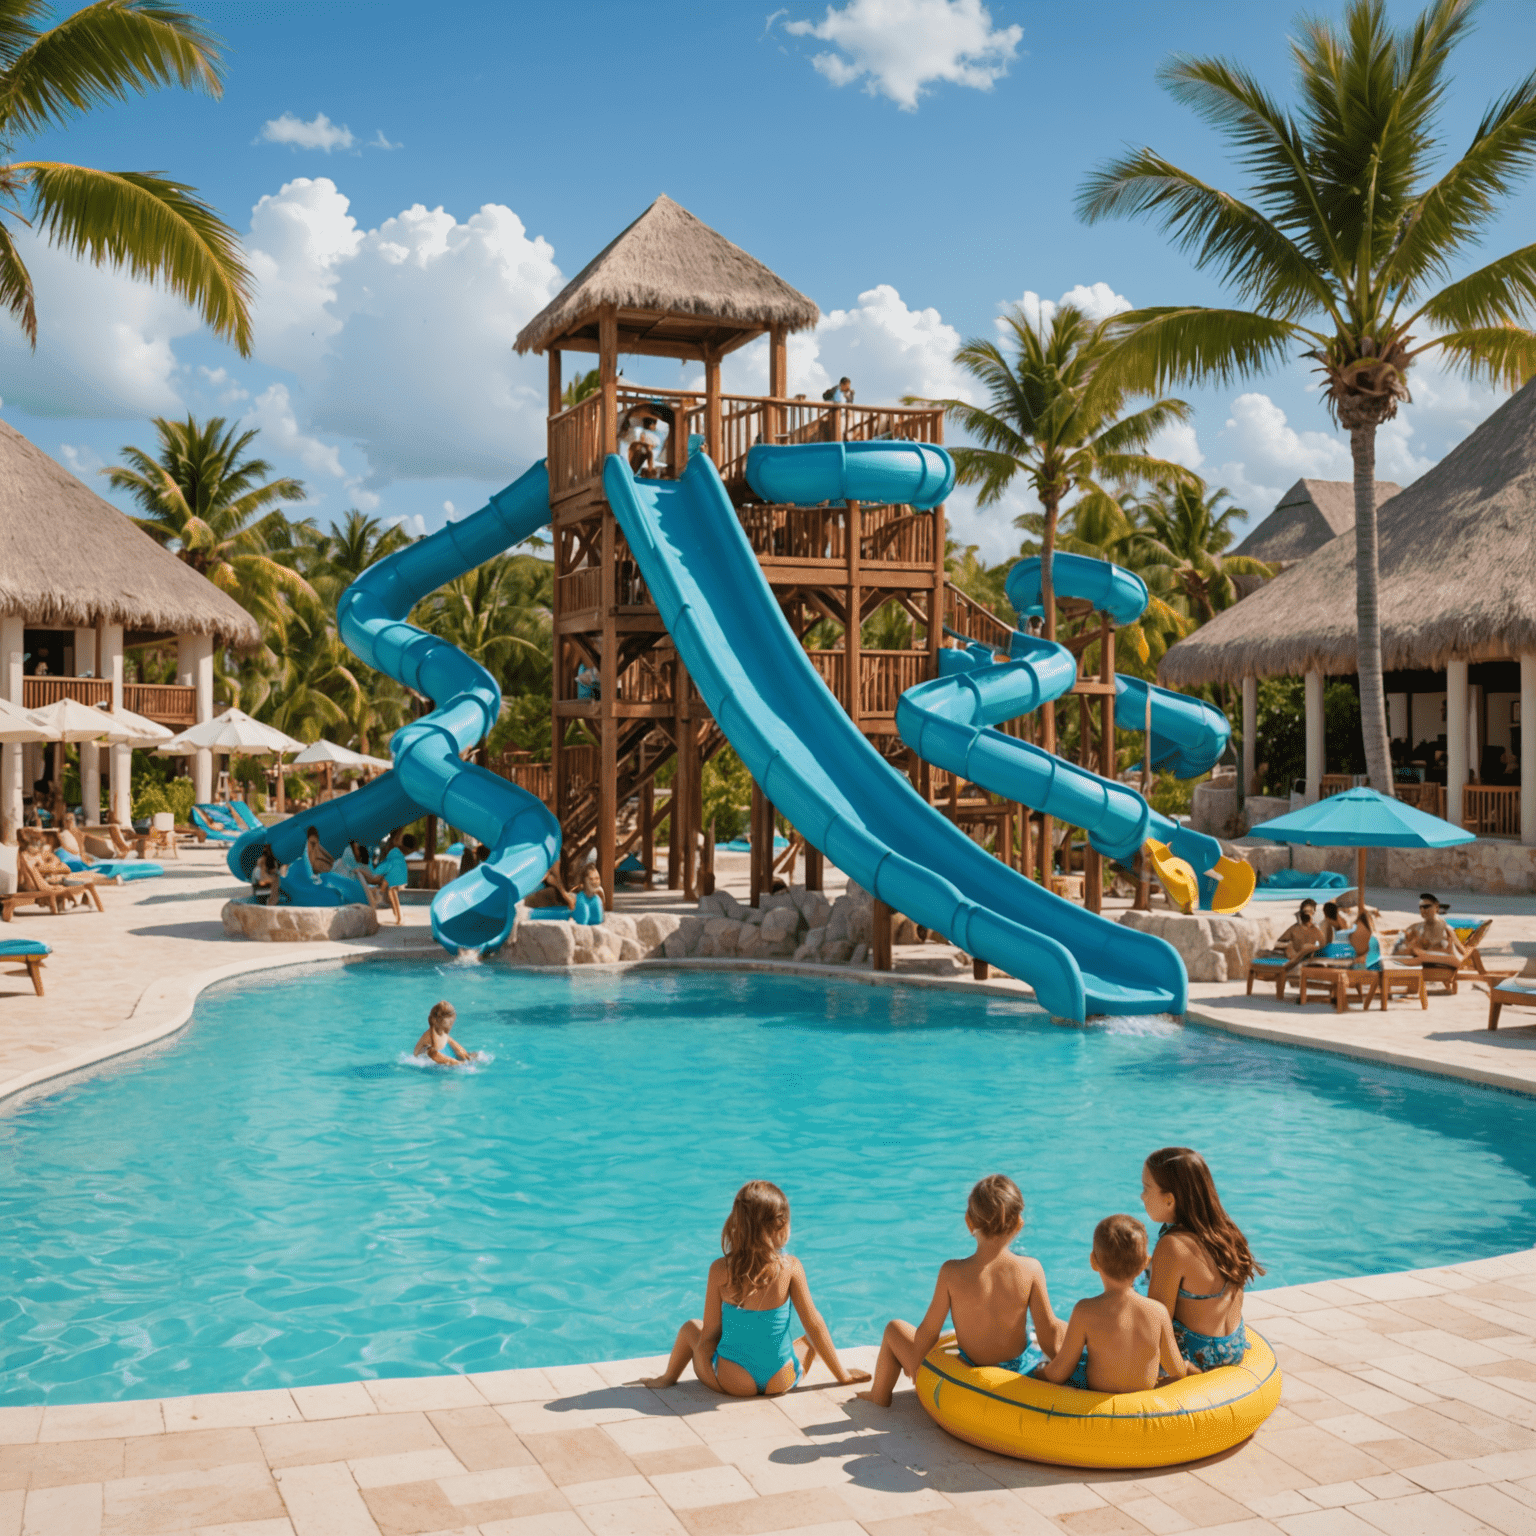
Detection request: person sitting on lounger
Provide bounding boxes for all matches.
[1399,893,1463,971]
[1268,901,1325,973]
[55,813,95,865]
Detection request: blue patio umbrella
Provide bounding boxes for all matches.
[1248,786,1475,912]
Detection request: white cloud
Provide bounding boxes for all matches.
[246,382,346,480]
[999,281,1131,335]
[369,129,403,151]
[443,500,456,517]
[386,513,427,538]
[260,112,355,152]
[0,229,198,417]
[785,0,1021,110]
[195,364,248,406]
[57,442,103,479]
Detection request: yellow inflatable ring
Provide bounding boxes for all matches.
[915,1330,1282,1469]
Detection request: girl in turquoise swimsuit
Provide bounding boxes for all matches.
[1141,1147,1264,1373]
[641,1181,871,1398]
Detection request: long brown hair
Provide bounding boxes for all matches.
[1145,1147,1263,1288]
[721,1181,790,1296]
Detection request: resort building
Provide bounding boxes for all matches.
[1231,476,1401,574]
[0,419,260,832]
[1161,376,1536,853]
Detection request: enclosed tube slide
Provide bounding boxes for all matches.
[227,462,560,954]
[896,551,1252,912]
[603,443,1186,1020]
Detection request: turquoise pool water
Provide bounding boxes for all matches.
[3,962,1535,1404]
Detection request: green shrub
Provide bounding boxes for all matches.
[133,776,196,822]
[1148,771,1201,817]
[702,747,753,842]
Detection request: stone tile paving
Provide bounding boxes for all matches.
[4,1251,1536,1535]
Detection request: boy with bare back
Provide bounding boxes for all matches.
[1036,1215,1199,1392]
[858,1175,1065,1406]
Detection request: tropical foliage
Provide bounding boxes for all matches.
[1130,482,1274,625]
[1079,0,1536,790]
[0,0,252,351]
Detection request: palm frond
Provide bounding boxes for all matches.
[0,214,36,342]
[1102,305,1304,392]
[1417,324,1536,389]
[0,0,223,136]
[1411,243,1536,330]
[19,161,251,352]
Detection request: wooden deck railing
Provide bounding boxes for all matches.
[1463,784,1519,836]
[616,654,669,705]
[861,652,928,715]
[547,386,945,502]
[943,585,1014,652]
[806,650,846,700]
[738,504,847,561]
[861,505,933,565]
[21,676,196,725]
[1398,780,1446,818]
[558,567,601,614]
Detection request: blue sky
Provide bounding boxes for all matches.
[3,0,1532,556]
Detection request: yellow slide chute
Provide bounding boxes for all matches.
[916,1330,1282,1469]
[1144,840,1256,916]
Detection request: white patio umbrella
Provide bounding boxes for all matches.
[91,702,174,746]
[156,707,304,756]
[0,697,49,743]
[28,696,123,743]
[290,738,387,796]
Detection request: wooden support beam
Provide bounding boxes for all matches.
[599,306,619,457]
[641,776,654,885]
[704,350,723,462]
[548,349,562,417]
[750,779,767,907]
[872,898,893,971]
[804,841,823,891]
[845,499,862,725]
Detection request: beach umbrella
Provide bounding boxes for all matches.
[28,696,123,743]
[91,702,174,746]
[0,697,48,743]
[290,738,369,797]
[1249,786,1475,912]
[156,708,304,756]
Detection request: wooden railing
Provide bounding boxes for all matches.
[489,755,553,805]
[21,676,196,725]
[1399,780,1446,818]
[943,584,1014,652]
[861,505,934,565]
[548,392,604,496]
[126,683,197,725]
[547,385,945,501]
[806,650,846,699]
[738,504,846,561]
[558,567,601,614]
[616,654,669,705]
[861,651,928,715]
[23,676,111,710]
[1319,774,1359,798]
[1463,784,1519,836]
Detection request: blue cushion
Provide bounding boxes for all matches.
[1258,870,1349,890]
[0,938,49,957]
[1497,979,1536,995]
[1250,956,1285,967]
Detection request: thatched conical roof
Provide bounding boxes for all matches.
[514,195,819,357]
[1160,378,1536,687]
[0,419,261,646]
[1233,476,1401,567]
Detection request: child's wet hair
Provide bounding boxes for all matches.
[967,1174,1024,1238]
[1094,1214,1148,1281]
[721,1180,790,1296]
[428,1000,455,1032]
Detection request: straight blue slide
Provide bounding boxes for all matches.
[227,462,561,954]
[603,444,1186,1020]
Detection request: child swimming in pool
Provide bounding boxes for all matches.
[412,1001,478,1066]
[1036,1215,1197,1392]
[640,1180,870,1397]
[1141,1146,1263,1371]
[856,1175,1065,1406]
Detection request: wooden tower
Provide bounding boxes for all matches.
[511,196,1117,911]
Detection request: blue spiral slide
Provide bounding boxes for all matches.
[226,463,560,954]
[604,444,1187,1020]
[898,550,1254,914]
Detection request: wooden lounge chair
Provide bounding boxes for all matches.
[98,819,153,860]
[1487,978,1536,1031]
[0,936,48,995]
[1294,960,1426,1012]
[1246,954,1289,997]
[16,850,103,913]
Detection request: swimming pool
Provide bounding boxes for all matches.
[3,961,1534,1405]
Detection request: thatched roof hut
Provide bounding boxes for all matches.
[514,194,819,361]
[1161,377,1536,689]
[1233,476,1401,568]
[0,419,260,646]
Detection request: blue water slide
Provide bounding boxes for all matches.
[226,463,561,954]
[913,551,1248,910]
[1004,556,1232,779]
[604,443,1185,1020]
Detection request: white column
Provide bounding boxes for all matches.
[1304,670,1325,803]
[74,626,100,823]
[1521,653,1536,846]
[177,633,214,803]
[1447,658,1469,829]
[0,614,22,838]
[100,624,131,825]
[1241,676,1258,797]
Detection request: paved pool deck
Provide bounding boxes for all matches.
[3,846,1536,1534]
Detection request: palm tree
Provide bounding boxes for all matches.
[296,509,413,604]
[241,595,362,745]
[1131,483,1275,626]
[920,301,1195,755]
[562,368,601,409]
[1079,0,1536,792]
[0,1,251,350]
[105,415,312,624]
